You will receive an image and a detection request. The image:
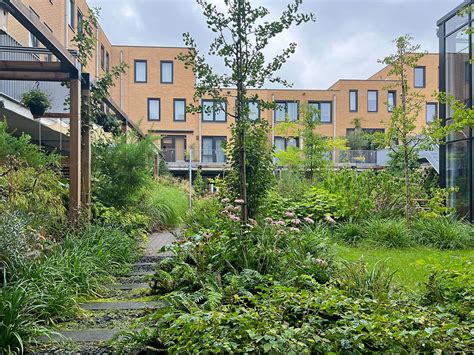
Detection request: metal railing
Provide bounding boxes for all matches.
[334,150,378,165]
[160,148,226,166]
[0,33,67,112]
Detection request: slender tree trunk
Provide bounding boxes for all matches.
[399,56,411,226]
[236,0,248,222]
[404,145,411,226]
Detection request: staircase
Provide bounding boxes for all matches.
[31,231,177,354]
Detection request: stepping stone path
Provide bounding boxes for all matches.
[31,230,178,354]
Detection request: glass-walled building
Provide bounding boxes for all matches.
[438,1,473,221]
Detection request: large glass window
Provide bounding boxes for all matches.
[273,137,299,150]
[147,98,160,121]
[161,61,173,84]
[202,137,226,163]
[414,67,426,88]
[388,91,396,112]
[174,99,186,121]
[367,90,378,112]
[105,51,110,73]
[134,60,147,83]
[309,101,332,123]
[274,101,298,122]
[426,103,438,123]
[447,141,470,218]
[202,100,227,122]
[349,90,358,112]
[446,26,470,117]
[77,10,83,34]
[67,0,75,28]
[248,101,260,120]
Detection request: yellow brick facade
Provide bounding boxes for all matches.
[3,0,440,164]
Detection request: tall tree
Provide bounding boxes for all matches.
[380,35,426,225]
[178,0,315,221]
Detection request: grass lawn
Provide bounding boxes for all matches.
[335,244,474,291]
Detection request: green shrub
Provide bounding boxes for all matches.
[185,196,222,233]
[336,260,396,300]
[141,182,188,230]
[0,285,47,354]
[92,202,150,239]
[363,218,412,248]
[334,221,365,245]
[92,135,157,207]
[412,217,474,249]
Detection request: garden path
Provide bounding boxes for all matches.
[32,230,178,354]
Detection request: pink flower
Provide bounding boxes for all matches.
[249,218,257,226]
[291,218,301,225]
[285,211,295,218]
[235,199,245,205]
[324,215,336,225]
[290,227,300,233]
[275,220,286,226]
[264,217,273,224]
[304,217,315,224]
[229,214,240,222]
[221,198,230,204]
[277,229,285,235]
[316,259,328,268]
[203,232,212,239]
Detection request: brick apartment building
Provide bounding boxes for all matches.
[0,0,440,174]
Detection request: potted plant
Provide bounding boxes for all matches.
[21,89,51,118]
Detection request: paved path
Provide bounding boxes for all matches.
[33,230,177,352]
[145,229,178,256]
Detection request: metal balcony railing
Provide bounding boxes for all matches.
[334,150,378,165]
[160,148,226,167]
[0,33,67,112]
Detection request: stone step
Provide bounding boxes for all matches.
[108,282,149,291]
[38,328,121,343]
[140,255,170,263]
[132,262,155,272]
[126,270,154,277]
[79,301,161,311]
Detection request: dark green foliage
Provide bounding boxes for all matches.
[412,217,474,249]
[92,135,157,207]
[184,196,222,233]
[0,285,47,354]
[193,168,205,197]
[122,282,472,353]
[225,120,275,218]
[335,260,396,300]
[140,182,188,230]
[21,90,51,117]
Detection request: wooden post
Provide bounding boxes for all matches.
[69,77,82,221]
[154,153,160,179]
[81,74,91,219]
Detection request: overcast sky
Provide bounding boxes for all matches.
[88,0,461,89]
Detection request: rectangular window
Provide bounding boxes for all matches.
[29,32,39,47]
[134,60,147,83]
[367,90,378,112]
[349,90,358,112]
[414,66,426,88]
[387,90,396,112]
[160,61,173,84]
[77,10,83,34]
[248,101,260,120]
[174,99,186,121]
[202,100,227,122]
[274,101,298,122]
[148,98,160,121]
[202,137,226,163]
[274,136,300,150]
[100,45,105,69]
[308,101,332,123]
[426,103,438,123]
[67,0,75,28]
[105,52,110,73]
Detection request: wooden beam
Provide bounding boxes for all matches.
[0,0,78,72]
[43,112,70,119]
[0,71,70,81]
[81,74,91,219]
[69,78,81,221]
[103,96,146,138]
[0,61,68,72]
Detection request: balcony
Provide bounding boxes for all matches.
[161,148,226,172]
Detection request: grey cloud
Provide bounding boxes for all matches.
[89,0,460,89]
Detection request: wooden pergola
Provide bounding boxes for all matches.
[0,0,85,221]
